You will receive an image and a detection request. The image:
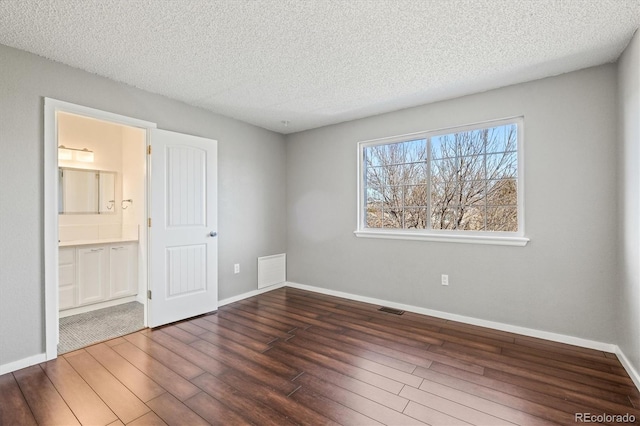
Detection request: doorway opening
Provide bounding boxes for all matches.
[44,99,157,360]
[56,112,147,354]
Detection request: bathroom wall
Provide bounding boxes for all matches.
[120,125,147,301]
[57,112,124,241]
[121,126,146,240]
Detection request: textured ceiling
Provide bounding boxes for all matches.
[0,1,639,134]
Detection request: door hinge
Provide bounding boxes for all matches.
[148,218,151,227]
[147,145,152,155]
[147,290,152,300]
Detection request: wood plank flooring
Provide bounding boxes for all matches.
[2,287,639,425]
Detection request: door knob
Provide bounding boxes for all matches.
[209,231,217,237]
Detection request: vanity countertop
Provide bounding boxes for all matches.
[59,237,139,247]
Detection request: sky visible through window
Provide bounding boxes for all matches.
[364,123,518,232]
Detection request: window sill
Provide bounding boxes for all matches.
[353,229,529,246]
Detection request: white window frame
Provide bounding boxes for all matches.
[355,117,529,246]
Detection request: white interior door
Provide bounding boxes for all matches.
[148,129,218,328]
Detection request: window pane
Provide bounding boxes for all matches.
[365,139,426,165]
[435,130,488,157]
[366,186,385,204]
[366,203,383,228]
[382,207,403,229]
[486,206,518,231]
[366,147,427,186]
[430,182,447,207]
[404,162,428,184]
[431,182,458,211]
[364,139,427,230]
[384,185,403,206]
[460,155,487,180]
[397,139,428,162]
[486,152,517,179]
[457,180,486,206]
[431,206,458,230]
[486,124,517,154]
[385,165,403,186]
[431,135,451,159]
[487,179,517,206]
[459,129,489,157]
[431,157,462,186]
[431,181,484,209]
[431,155,487,182]
[404,184,428,207]
[403,207,428,229]
[458,206,486,231]
[387,163,427,185]
[430,159,449,181]
[366,165,388,188]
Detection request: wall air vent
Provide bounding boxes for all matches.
[257,253,286,289]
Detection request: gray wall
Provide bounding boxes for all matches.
[0,44,286,366]
[286,65,619,344]
[618,31,640,377]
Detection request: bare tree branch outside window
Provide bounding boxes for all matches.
[364,123,518,232]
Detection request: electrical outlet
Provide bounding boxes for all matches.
[441,274,449,286]
[234,263,240,274]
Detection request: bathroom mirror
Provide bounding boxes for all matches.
[58,167,117,214]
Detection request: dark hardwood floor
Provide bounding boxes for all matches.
[2,287,639,425]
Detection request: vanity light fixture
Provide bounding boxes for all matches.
[58,145,94,163]
[75,148,94,163]
[58,146,73,160]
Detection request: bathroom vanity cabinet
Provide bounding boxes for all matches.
[58,240,138,312]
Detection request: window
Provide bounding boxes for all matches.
[356,118,527,246]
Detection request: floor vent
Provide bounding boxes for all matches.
[378,306,405,315]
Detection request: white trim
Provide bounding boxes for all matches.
[354,229,529,246]
[45,99,157,129]
[44,98,157,362]
[615,347,640,391]
[0,353,47,375]
[59,296,138,318]
[218,282,288,307]
[44,99,59,361]
[285,281,617,353]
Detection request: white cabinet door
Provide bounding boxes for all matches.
[77,246,108,306]
[149,129,218,327]
[58,247,76,310]
[109,243,138,299]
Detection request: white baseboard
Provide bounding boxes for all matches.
[285,281,617,353]
[218,282,287,307]
[615,346,640,391]
[0,353,47,375]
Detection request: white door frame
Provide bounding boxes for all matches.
[43,98,157,360]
